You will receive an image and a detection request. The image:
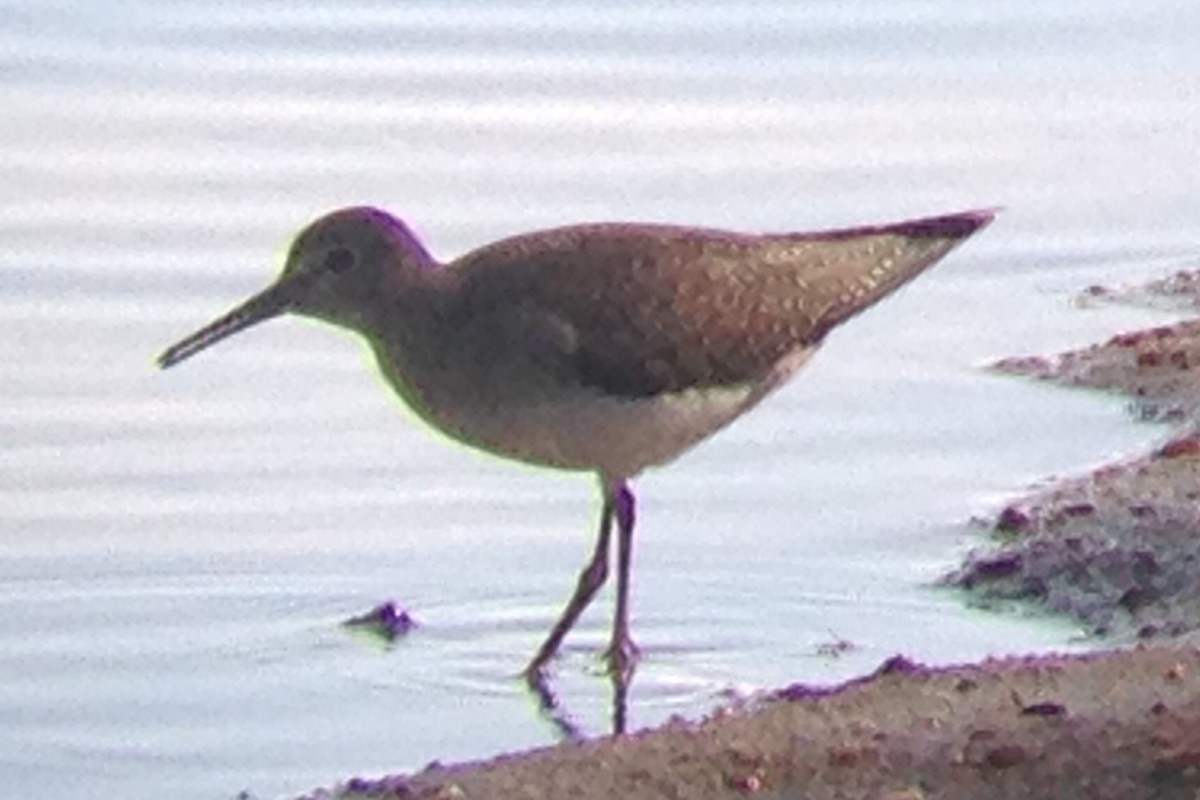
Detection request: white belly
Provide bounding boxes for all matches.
[472,383,757,476]
[404,346,817,479]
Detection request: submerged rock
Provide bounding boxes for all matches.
[343,601,417,643]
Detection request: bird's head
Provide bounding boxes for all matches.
[157,207,432,369]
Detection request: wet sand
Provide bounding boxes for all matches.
[310,646,1199,800]
[302,269,1200,800]
[965,268,1200,640]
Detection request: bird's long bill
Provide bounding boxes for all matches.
[157,279,293,369]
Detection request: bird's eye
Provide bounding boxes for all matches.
[325,246,356,274]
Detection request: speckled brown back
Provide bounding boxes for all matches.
[447,211,993,398]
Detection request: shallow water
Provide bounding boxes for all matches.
[4,1,1200,797]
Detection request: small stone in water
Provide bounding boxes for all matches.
[344,601,417,642]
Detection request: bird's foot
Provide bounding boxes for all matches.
[522,657,552,688]
[603,635,640,683]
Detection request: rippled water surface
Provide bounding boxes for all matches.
[4,1,1200,797]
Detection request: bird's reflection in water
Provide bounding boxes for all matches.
[525,663,632,740]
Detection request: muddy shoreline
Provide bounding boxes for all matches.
[311,646,1200,800]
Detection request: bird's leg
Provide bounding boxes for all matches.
[523,491,614,680]
[604,481,640,683]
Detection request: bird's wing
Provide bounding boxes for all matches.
[448,214,986,399]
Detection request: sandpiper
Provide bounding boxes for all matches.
[159,206,995,681]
